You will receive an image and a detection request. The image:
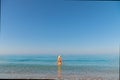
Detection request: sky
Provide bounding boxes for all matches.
[0,0,120,55]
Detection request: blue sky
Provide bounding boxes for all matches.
[0,0,120,54]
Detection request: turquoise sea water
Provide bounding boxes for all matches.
[0,54,119,79]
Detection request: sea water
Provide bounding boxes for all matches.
[0,54,119,80]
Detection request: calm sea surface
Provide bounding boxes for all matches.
[0,54,119,79]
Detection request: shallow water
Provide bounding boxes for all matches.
[0,54,119,80]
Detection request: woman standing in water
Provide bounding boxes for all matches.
[57,55,62,66]
[57,55,63,80]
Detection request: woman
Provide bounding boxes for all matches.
[57,55,62,66]
[57,55,63,79]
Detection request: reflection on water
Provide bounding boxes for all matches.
[58,65,63,80]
